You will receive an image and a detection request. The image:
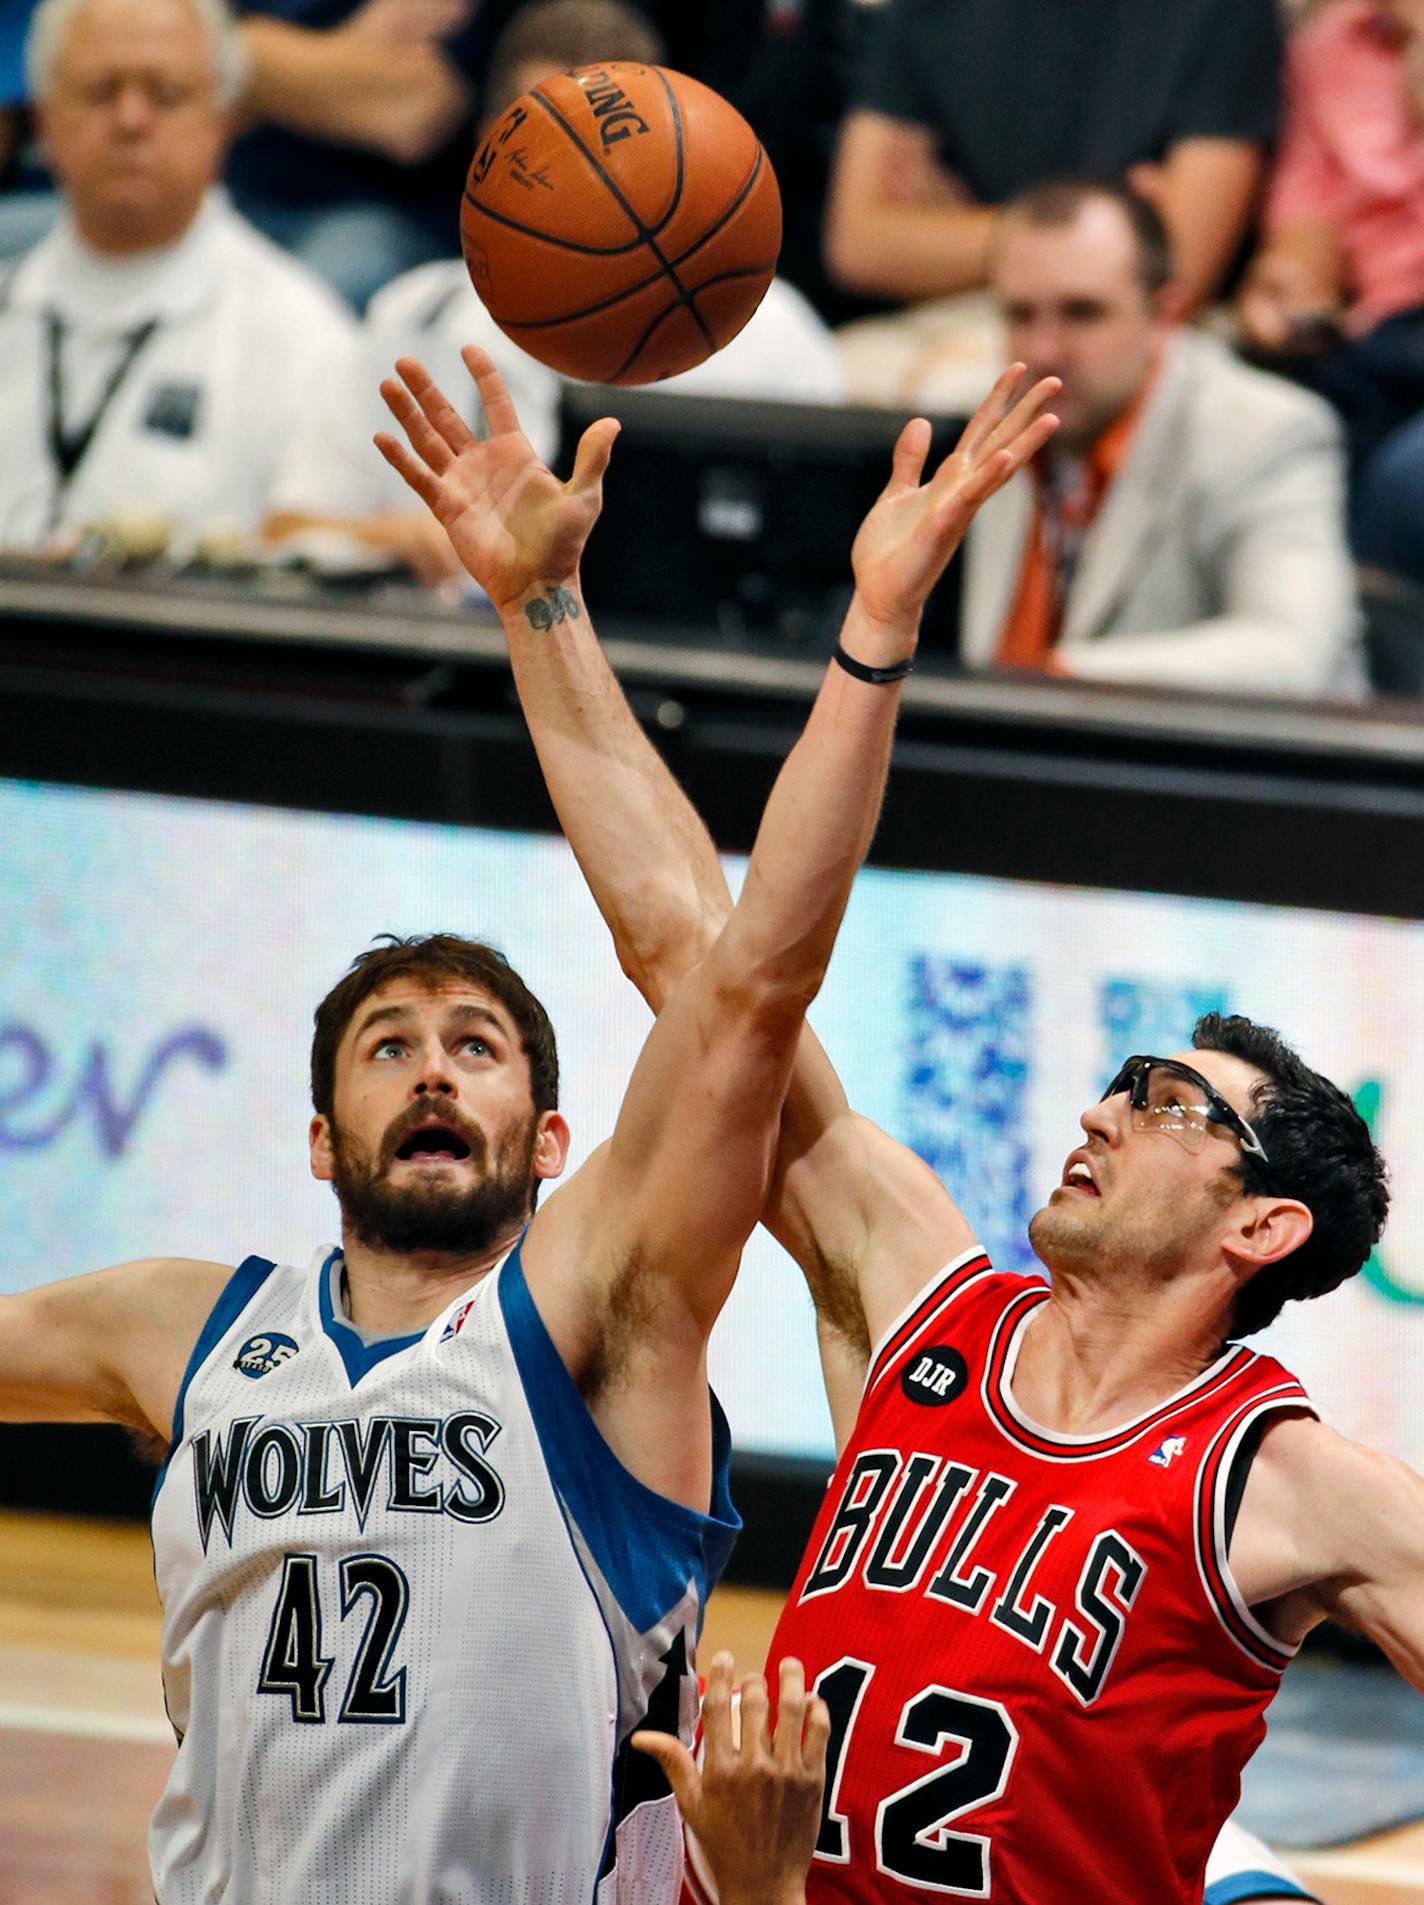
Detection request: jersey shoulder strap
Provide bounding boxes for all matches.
[1192,1363,1316,1674]
[863,1248,1012,1400]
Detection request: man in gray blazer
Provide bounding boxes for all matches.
[960,179,1363,698]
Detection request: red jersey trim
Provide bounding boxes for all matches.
[863,1247,997,1399]
[982,1286,1261,1462]
[1193,1384,1317,1672]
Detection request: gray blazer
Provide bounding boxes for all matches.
[960,330,1364,697]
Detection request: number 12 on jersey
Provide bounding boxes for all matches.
[814,1659,1018,1897]
[258,1552,411,1724]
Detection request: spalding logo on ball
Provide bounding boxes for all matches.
[461,63,782,387]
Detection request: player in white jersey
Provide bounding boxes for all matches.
[0,352,1058,1902]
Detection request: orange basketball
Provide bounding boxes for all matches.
[460,63,782,387]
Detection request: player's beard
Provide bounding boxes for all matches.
[328,1114,538,1256]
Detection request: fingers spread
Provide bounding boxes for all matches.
[460,343,523,439]
[394,354,478,461]
[380,375,453,476]
[930,379,1059,500]
[955,361,1026,459]
[373,431,443,512]
[978,373,1062,465]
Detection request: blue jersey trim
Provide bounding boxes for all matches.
[171,1255,280,1446]
[499,1240,740,1636]
[1205,1872,1316,1904]
[151,1253,281,1513]
[318,1248,424,1387]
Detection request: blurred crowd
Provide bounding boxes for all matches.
[5,0,1424,700]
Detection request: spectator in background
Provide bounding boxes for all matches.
[959,180,1361,698]
[1240,0,1424,466]
[226,0,524,310]
[690,0,870,326]
[265,0,844,585]
[823,0,1282,407]
[0,0,353,552]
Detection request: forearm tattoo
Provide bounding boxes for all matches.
[524,585,580,631]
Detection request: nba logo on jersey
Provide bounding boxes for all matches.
[440,1299,476,1343]
[233,1333,298,1379]
[1149,1434,1187,1468]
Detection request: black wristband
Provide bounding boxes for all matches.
[833,641,914,684]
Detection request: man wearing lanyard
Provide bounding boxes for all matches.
[957,178,1362,698]
[0,0,353,553]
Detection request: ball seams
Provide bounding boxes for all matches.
[466,144,771,334]
[607,261,778,382]
[502,258,778,337]
[521,72,712,352]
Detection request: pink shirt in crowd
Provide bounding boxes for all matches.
[1269,0,1424,333]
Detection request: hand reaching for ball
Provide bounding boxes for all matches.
[849,365,1060,639]
[376,346,618,616]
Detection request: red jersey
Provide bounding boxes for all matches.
[767,1251,1314,1905]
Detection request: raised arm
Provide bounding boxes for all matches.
[377,357,1056,1475]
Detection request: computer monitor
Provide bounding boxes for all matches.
[558,386,966,659]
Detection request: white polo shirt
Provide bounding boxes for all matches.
[0,189,356,549]
[268,261,846,521]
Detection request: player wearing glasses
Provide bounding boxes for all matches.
[380,344,1422,1905]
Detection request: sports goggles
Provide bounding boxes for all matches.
[1100,1055,1269,1164]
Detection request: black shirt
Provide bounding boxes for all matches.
[858,0,1281,203]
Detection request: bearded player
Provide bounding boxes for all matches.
[383,343,1424,1904]
[0,360,1053,1904]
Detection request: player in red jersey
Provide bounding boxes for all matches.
[379,348,1417,1903]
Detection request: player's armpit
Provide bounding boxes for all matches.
[0,1257,232,1438]
[770,1107,978,1362]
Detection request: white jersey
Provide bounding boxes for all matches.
[150,1240,738,1905]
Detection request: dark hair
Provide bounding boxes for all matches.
[311,933,559,1121]
[1192,1012,1388,1337]
[484,0,664,119]
[999,177,1174,296]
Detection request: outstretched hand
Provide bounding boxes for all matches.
[633,1652,828,1905]
[851,364,1059,634]
[375,345,619,616]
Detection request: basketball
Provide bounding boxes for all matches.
[460,63,782,387]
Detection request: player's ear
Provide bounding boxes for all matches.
[310,1114,335,1182]
[1223,1195,1313,1274]
[532,1110,571,1184]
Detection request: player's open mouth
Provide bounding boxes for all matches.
[394,1124,472,1163]
[1061,1155,1100,1196]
